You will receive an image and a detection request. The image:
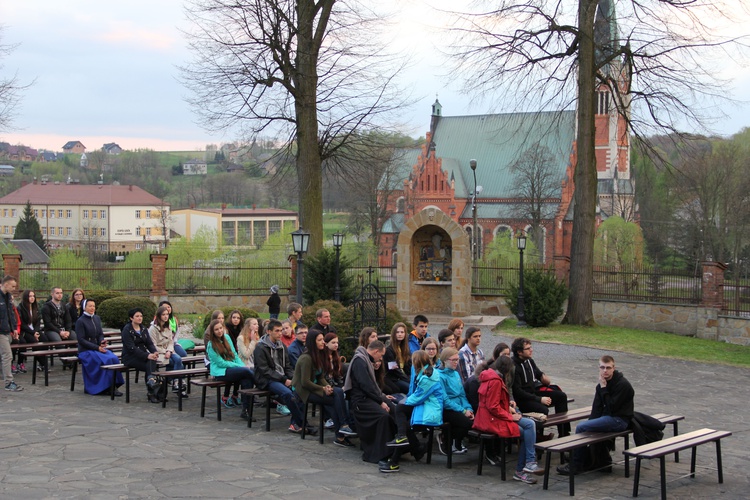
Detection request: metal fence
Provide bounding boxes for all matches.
[722,279,750,317]
[471,258,553,296]
[165,265,292,294]
[19,266,152,294]
[592,265,701,304]
[345,265,397,295]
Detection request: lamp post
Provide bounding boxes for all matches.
[516,232,527,327]
[470,159,478,261]
[291,228,310,305]
[332,232,344,302]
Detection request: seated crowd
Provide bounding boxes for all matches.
[6,289,637,484]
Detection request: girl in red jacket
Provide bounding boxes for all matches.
[473,356,544,484]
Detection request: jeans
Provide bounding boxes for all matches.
[572,415,629,466]
[0,333,13,383]
[167,352,184,371]
[267,380,305,427]
[216,367,254,410]
[516,417,537,471]
[44,330,78,342]
[174,343,188,357]
[307,386,347,436]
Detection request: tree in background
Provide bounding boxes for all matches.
[0,28,31,132]
[303,247,355,305]
[448,0,746,325]
[594,216,644,268]
[181,0,407,255]
[13,201,46,251]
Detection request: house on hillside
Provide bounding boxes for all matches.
[171,206,298,246]
[103,143,123,154]
[62,141,86,154]
[1,145,41,162]
[40,151,59,162]
[226,162,245,173]
[182,159,207,175]
[0,165,15,177]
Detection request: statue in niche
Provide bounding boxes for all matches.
[417,232,452,281]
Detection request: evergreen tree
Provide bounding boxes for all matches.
[13,201,46,251]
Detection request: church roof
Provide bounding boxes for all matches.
[460,202,561,220]
[379,148,421,191]
[392,110,576,200]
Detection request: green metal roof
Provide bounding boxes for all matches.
[432,111,576,200]
[460,202,561,220]
[381,213,405,233]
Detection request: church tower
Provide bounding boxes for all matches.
[593,0,635,222]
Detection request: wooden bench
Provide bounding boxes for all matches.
[153,367,209,411]
[191,378,232,421]
[100,364,140,402]
[537,429,632,495]
[27,348,79,386]
[468,429,519,480]
[647,413,685,462]
[623,428,731,500]
[419,423,454,469]
[237,388,273,431]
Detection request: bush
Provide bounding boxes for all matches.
[303,248,356,305]
[506,270,568,327]
[86,290,125,306]
[200,307,259,332]
[98,296,158,329]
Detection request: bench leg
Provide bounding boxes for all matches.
[716,439,724,483]
[659,457,667,500]
[125,371,130,403]
[110,373,117,400]
[319,406,325,445]
[690,445,697,478]
[177,378,184,411]
[265,394,271,432]
[445,426,452,469]
[200,386,207,417]
[543,451,551,490]
[44,360,49,386]
[215,386,222,421]
[32,356,37,385]
[425,427,433,464]
[70,362,77,391]
[632,457,642,497]
[569,464,575,496]
[301,401,309,440]
[673,421,680,462]
[624,434,630,478]
[499,437,506,481]
[476,438,484,476]
[247,394,255,428]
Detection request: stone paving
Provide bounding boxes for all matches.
[1,323,748,499]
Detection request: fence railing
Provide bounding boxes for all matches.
[345,265,397,295]
[592,265,701,304]
[722,280,750,317]
[471,258,553,296]
[165,265,292,294]
[19,266,152,294]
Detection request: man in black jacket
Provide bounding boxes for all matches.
[557,354,635,475]
[511,337,568,417]
[0,275,22,391]
[41,287,76,342]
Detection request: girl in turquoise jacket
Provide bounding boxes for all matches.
[438,347,475,454]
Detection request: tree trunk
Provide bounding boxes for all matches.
[295,0,324,255]
[565,0,599,326]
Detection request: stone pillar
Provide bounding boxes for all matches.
[150,253,169,299]
[553,255,570,286]
[701,261,726,309]
[3,254,22,282]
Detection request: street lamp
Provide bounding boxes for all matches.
[470,159,478,261]
[333,232,344,302]
[516,232,527,327]
[291,228,310,305]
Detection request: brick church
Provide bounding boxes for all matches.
[377,0,634,268]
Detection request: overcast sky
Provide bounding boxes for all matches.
[1,0,748,152]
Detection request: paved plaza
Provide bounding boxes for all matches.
[1,322,748,499]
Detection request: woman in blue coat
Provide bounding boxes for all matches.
[76,299,123,396]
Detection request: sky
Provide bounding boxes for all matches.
[0,0,748,153]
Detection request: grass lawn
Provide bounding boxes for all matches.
[496,318,750,368]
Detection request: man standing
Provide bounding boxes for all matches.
[41,287,76,342]
[511,337,569,426]
[309,308,336,336]
[254,319,311,434]
[0,275,22,391]
[557,355,635,475]
[408,314,429,353]
[344,340,397,469]
[287,302,303,330]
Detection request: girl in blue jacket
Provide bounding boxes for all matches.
[438,347,475,455]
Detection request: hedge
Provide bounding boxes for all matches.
[98,296,158,329]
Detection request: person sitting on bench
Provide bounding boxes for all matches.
[76,299,123,396]
[557,354,635,475]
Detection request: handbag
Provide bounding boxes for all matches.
[523,412,548,423]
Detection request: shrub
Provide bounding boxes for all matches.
[86,290,125,306]
[303,248,356,305]
[506,270,568,327]
[98,296,158,329]
[200,307,259,332]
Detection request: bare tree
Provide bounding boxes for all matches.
[0,28,31,132]
[509,142,560,262]
[181,0,408,254]
[447,0,748,325]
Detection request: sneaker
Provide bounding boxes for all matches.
[452,443,468,455]
[437,433,448,455]
[556,463,578,476]
[18,363,27,373]
[276,404,291,416]
[324,418,335,429]
[513,471,537,484]
[523,462,545,475]
[339,425,357,437]
[288,423,303,434]
[232,395,242,407]
[486,454,502,466]
[172,381,181,393]
[386,435,409,447]
[4,381,23,392]
[221,396,236,409]
[305,426,319,436]
[239,409,255,421]
[333,437,354,448]
[378,459,400,473]
[11,363,18,374]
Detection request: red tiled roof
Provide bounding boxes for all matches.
[0,183,167,206]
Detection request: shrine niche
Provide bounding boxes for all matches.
[396,207,470,316]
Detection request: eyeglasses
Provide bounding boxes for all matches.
[425,347,437,351]
[523,346,533,351]
[448,357,459,363]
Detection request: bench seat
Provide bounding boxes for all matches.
[153,368,209,411]
[238,388,273,431]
